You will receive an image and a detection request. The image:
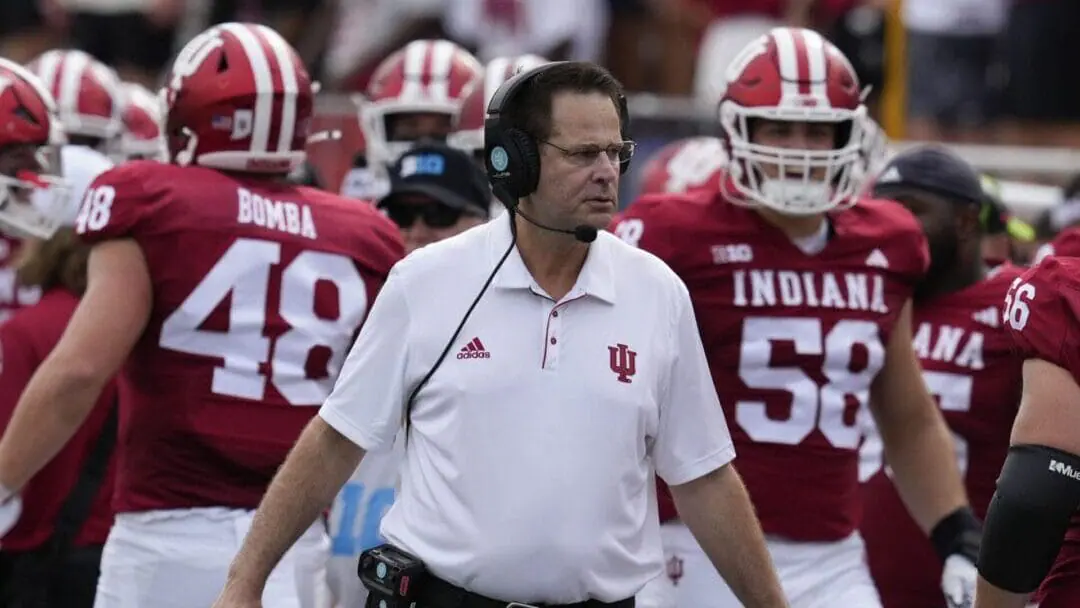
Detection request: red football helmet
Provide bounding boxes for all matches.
[161,22,315,174]
[638,136,728,196]
[449,54,550,162]
[718,27,867,215]
[362,39,482,167]
[107,82,167,162]
[27,49,123,142]
[0,58,73,239]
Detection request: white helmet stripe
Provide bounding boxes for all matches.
[33,52,62,103]
[256,24,299,153]
[801,30,829,104]
[220,23,274,154]
[58,51,89,119]
[770,28,800,102]
[427,40,455,101]
[400,41,427,100]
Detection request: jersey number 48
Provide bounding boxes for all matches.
[160,238,368,406]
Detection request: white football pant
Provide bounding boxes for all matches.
[94,507,330,608]
[636,521,882,608]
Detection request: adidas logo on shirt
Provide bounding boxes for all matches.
[457,337,491,360]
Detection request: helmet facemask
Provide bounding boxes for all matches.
[720,101,867,216]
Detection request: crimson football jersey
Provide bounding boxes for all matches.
[611,190,928,540]
[860,265,1023,608]
[0,288,116,550]
[75,161,404,512]
[1003,256,1080,607]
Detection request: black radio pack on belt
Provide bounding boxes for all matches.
[358,543,429,608]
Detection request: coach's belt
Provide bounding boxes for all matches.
[417,574,635,608]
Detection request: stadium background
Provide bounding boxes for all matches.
[2,0,1076,223]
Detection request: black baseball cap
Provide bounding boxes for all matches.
[378,142,490,217]
[872,145,984,206]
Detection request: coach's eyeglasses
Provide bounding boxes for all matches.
[541,140,636,167]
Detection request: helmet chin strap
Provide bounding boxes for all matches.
[760,177,831,214]
[174,127,198,166]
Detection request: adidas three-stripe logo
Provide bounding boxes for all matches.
[457,337,491,360]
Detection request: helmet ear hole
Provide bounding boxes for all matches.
[217,54,229,73]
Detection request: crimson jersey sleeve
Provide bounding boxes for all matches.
[1004,256,1080,377]
[73,161,158,243]
[609,192,707,263]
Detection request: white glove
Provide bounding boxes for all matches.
[942,553,978,608]
[0,494,22,541]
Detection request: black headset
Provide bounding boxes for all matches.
[483,61,633,207]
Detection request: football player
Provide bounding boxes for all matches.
[1032,176,1080,263]
[449,53,550,167]
[612,27,978,608]
[974,260,1080,606]
[105,81,167,163]
[340,39,481,200]
[0,22,404,608]
[0,58,118,607]
[636,136,728,196]
[860,146,1023,608]
[0,49,120,321]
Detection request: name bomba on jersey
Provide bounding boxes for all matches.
[732,269,889,313]
[236,187,318,240]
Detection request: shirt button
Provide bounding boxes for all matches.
[552,311,559,318]
[550,337,557,345]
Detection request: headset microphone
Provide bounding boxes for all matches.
[514,207,598,243]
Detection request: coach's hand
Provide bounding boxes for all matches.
[941,554,978,608]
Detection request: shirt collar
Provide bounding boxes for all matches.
[487,213,616,304]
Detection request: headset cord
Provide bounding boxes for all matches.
[402,213,519,441]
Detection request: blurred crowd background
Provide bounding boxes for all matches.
[3,0,1079,225]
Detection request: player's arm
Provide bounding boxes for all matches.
[868,298,976,545]
[974,360,1080,608]
[219,265,412,604]
[0,239,151,495]
[976,272,1080,607]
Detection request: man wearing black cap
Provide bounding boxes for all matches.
[322,141,492,607]
[377,141,491,254]
[859,145,1023,608]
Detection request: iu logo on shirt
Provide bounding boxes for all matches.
[608,343,637,384]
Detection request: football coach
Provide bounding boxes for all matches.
[214,62,786,608]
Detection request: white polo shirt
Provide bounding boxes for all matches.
[319,216,735,604]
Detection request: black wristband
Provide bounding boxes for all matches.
[930,506,982,562]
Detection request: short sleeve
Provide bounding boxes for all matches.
[73,163,153,244]
[1004,257,1080,377]
[652,277,736,486]
[319,263,411,452]
[608,195,675,259]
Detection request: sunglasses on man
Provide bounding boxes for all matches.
[382,200,484,229]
